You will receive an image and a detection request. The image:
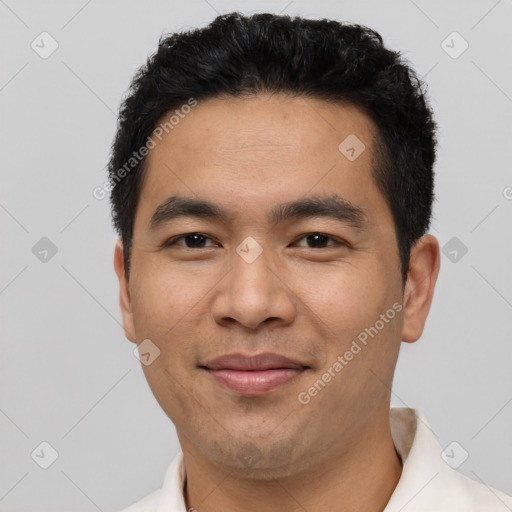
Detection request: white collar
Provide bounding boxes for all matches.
[142,408,512,512]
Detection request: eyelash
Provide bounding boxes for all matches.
[163,232,347,249]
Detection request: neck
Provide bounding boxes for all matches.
[181,409,402,512]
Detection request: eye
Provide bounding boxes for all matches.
[293,233,345,249]
[163,232,346,250]
[164,233,218,249]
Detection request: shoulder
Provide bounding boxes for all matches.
[388,409,512,511]
[116,451,186,512]
[449,469,512,510]
[117,488,162,512]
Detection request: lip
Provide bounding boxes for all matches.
[201,352,309,396]
[203,352,307,371]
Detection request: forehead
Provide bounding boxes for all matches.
[151,93,376,160]
[136,93,391,230]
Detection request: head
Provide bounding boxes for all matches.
[110,13,440,477]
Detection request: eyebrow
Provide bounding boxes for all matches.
[149,194,368,230]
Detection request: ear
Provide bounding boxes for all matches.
[401,234,440,343]
[113,238,137,343]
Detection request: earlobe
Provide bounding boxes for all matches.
[113,239,137,343]
[401,234,441,343]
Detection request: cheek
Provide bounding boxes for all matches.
[129,261,213,340]
[289,260,386,331]
[290,260,402,376]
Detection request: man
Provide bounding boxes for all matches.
[108,12,512,512]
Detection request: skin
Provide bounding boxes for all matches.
[114,93,440,512]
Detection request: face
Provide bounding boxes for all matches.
[114,94,439,478]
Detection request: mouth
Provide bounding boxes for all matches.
[200,352,310,396]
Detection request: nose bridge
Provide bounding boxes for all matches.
[210,237,296,330]
[231,238,276,306]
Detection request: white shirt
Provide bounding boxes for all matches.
[120,408,512,511]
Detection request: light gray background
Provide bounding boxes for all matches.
[1,0,511,510]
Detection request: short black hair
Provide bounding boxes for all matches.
[107,12,437,286]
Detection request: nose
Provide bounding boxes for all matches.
[209,242,297,331]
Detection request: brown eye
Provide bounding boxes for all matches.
[294,233,344,248]
[165,233,216,248]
